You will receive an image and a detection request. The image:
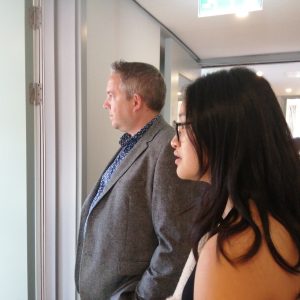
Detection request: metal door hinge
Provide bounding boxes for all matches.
[29,83,43,105]
[30,6,42,30]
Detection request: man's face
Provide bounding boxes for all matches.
[103,73,134,133]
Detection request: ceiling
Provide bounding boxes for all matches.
[134,0,300,96]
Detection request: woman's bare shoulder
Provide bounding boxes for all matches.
[194,225,300,300]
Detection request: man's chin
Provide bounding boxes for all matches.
[111,121,119,130]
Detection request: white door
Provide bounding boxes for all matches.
[0,0,36,299]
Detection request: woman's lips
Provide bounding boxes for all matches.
[174,154,181,165]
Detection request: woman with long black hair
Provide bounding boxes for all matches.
[169,68,300,299]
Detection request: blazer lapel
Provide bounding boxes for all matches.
[98,117,167,201]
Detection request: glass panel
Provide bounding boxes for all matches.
[286,98,300,138]
[163,38,201,124]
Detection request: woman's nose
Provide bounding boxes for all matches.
[170,134,178,149]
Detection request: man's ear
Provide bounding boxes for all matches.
[132,93,143,112]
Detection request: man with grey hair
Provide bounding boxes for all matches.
[75,60,205,299]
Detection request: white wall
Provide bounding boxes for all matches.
[85,0,161,193]
[0,1,28,299]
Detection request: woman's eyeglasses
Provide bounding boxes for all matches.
[173,121,192,142]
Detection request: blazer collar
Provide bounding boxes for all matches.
[96,116,168,201]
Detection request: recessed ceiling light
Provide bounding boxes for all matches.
[285,88,292,93]
[177,92,182,96]
[198,0,263,17]
[256,71,263,77]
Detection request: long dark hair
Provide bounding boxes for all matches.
[185,67,300,273]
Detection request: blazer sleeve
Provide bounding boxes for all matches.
[134,140,202,299]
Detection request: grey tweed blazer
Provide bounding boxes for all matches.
[75,116,205,300]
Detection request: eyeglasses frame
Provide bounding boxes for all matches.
[173,120,192,142]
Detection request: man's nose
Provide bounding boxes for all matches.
[103,98,110,109]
